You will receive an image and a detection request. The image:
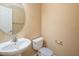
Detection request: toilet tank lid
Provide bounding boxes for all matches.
[32,37,44,42]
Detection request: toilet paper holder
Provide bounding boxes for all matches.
[55,40,63,46]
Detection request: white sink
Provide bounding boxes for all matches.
[0,38,31,56]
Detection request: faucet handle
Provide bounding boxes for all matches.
[11,34,17,42]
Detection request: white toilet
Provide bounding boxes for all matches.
[32,37,54,56]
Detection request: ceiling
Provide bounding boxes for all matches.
[0,3,24,8]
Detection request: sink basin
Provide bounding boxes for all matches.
[0,38,31,56]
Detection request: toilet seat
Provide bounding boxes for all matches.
[38,47,53,56]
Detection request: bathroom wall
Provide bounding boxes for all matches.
[41,4,79,56]
[0,30,10,43]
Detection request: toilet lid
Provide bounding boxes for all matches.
[39,47,53,56]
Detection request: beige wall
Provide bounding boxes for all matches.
[0,30,10,43]
[41,4,79,56]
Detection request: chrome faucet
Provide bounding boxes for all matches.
[11,34,17,42]
[9,30,17,42]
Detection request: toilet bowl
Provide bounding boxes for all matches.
[32,37,54,56]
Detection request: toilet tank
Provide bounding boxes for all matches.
[32,37,44,50]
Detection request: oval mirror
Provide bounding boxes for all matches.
[0,3,25,43]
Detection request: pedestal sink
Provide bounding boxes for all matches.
[0,38,31,56]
